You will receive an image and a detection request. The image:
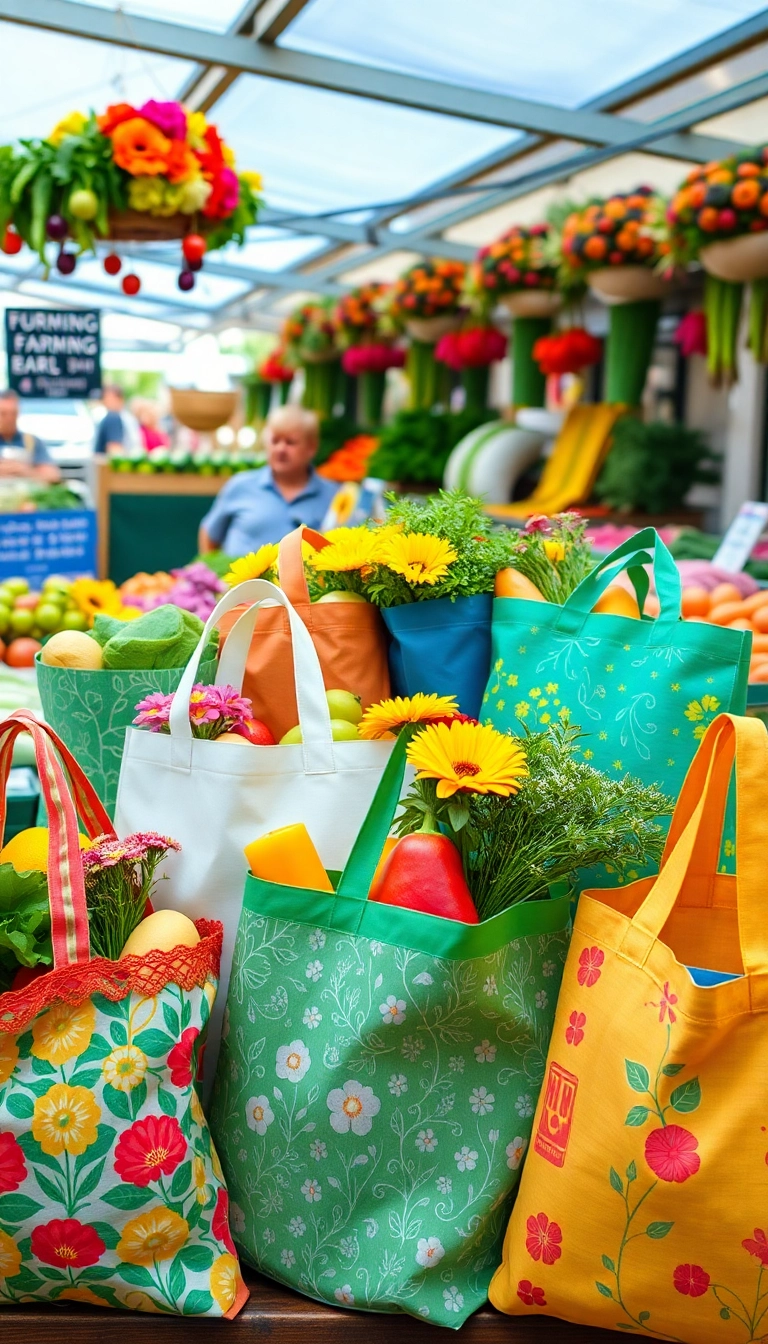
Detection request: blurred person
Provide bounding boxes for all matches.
[132,397,170,451]
[198,405,336,556]
[0,390,60,482]
[93,384,142,456]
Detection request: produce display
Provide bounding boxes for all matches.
[0,481,83,512]
[109,447,264,474]
[0,574,90,667]
[672,580,768,683]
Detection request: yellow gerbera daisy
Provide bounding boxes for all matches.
[380,531,457,585]
[407,720,528,799]
[359,693,459,740]
[224,545,279,587]
[31,1001,96,1066]
[210,1253,240,1313]
[312,529,381,573]
[102,1044,148,1093]
[0,1229,21,1280]
[0,1034,18,1085]
[71,578,126,625]
[32,1082,101,1157]
[117,1207,189,1266]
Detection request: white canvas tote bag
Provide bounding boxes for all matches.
[115,578,394,1071]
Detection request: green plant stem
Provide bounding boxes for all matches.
[407,340,439,410]
[749,278,768,364]
[605,300,659,405]
[461,365,490,413]
[360,370,386,426]
[278,379,292,405]
[302,359,341,417]
[512,316,550,407]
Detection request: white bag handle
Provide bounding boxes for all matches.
[168,578,335,775]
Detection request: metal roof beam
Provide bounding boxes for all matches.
[252,0,314,42]
[0,0,745,161]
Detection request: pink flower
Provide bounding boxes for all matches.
[673,311,707,358]
[743,1229,768,1266]
[138,99,187,140]
[524,515,550,534]
[342,345,405,376]
[133,690,172,730]
[525,1213,562,1265]
[657,982,678,1025]
[517,1279,547,1307]
[577,946,604,988]
[673,1264,710,1297]
[644,1126,700,1183]
[565,1011,586,1047]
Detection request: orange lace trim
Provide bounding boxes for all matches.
[0,919,222,1035]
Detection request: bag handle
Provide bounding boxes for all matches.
[0,711,116,968]
[659,719,735,879]
[621,715,768,976]
[168,578,335,775]
[555,528,681,638]
[332,732,409,924]
[277,525,330,606]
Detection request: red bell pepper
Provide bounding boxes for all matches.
[369,819,479,924]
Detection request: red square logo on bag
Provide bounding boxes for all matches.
[534,1061,578,1168]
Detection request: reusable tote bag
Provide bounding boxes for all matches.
[115,578,394,1073]
[485,527,750,803]
[0,711,246,1319]
[382,593,493,720]
[218,525,390,743]
[209,735,572,1330]
[490,713,768,1343]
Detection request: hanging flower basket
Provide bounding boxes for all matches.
[587,265,674,304]
[405,314,464,343]
[169,388,238,432]
[500,291,562,318]
[700,233,768,283]
[389,259,466,343]
[106,209,197,242]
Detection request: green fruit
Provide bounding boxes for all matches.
[69,188,98,221]
[280,725,302,745]
[325,689,362,725]
[43,576,72,595]
[280,718,360,745]
[4,578,28,597]
[36,603,63,632]
[0,589,15,609]
[9,608,33,635]
[61,609,88,632]
[0,606,11,636]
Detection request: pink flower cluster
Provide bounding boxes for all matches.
[129,562,226,621]
[134,683,254,740]
[83,832,180,873]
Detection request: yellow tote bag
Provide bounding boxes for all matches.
[490,713,768,1342]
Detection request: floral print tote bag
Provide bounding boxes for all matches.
[210,735,571,1329]
[491,714,768,1343]
[0,711,247,1319]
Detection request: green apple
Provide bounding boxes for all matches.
[326,689,362,726]
[280,725,302,745]
[0,606,11,636]
[43,576,72,596]
[0,589,15,609]
[4,578,28,597]
[315,590,367,604]
[36,603,64,632]
[9,608,33,635]
[280,719,360,744]
[61,609,88,631]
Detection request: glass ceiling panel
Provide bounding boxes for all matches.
[212,76,514,216]
[216,229,329,271]
[281,0,768,110]
[82,0,246,35]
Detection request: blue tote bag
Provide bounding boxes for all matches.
[382,592,492,718]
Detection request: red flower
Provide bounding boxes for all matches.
[435,326,507,370]
[203,166,240,220]
[524,514,550,534]
[577,946,604,988]
[114,1114,187,1186]
[743,1229,768,1265]
[195,124,226,175]
[517,1279,547,1307]
[31,1219,105,1269]
[565,1011,586,1047]
[167,1027,200,1088]
[533,328,602,376]
[341,344,406,376]
[97,103,138,136]
[657,982,678,1025]
[212,1186,236,1255]
[0,1132,26,1193]
[673,311,707,358]
[644,1126,700,1183]
[259,349,295,382]
[525,1212,563,1265]
[673,1264,710,1297]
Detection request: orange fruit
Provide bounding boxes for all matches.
[742,590,768,614]
[681,586,711,619]
[494,569,547,601]
[707,600,747,626]
[710,582,743,605]
[752,606,768,633]
[728,617,752,629]
[592,586,640,619]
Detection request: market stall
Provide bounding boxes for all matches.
[93,458,227,582]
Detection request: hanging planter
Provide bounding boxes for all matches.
[587,265,673,304]
[169,389,238,432]
[389,259,466,349]
[258,347,295,406]
[341,343,406,426]
[404,313,464,343]
[470,223,567,316]
[500,291,562,318]
[699,232,768,283]
[435,325,507,413]
[281,299,343,416]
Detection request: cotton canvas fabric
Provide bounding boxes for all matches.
[382,593,493,720]
[491,713,768,1343]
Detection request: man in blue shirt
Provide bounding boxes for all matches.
[198,406,338,557]
[0,390,60,482]
[92,384,142,456]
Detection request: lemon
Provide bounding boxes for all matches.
[1,826,91,873]
[40,631,103,670]
[121,910,200,959]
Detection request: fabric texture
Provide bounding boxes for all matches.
[200,466,338,556]
[382,593,493,720]
[490,713,768,1344]
[210,737,572,1328]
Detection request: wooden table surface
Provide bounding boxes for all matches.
[1,1265,631,1342]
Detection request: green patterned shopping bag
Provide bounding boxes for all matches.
[210,736,571,1329]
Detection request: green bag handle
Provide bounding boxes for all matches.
[554,527,681,638]
[333,732,409,919]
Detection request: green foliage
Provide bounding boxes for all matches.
[315,415,362,467]
[595,418,720,515]
[189,550,234,579]
[0,864,52,993]
[367,407,497,485]
[506,513,596,602]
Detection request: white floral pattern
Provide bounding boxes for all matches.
[416,1237,445,1268]
[379,995,407,1025]
[506,1136,527,1169]
[246,1094,274,1135]
[275,1040,311,1084]
[327,1080,381,1136]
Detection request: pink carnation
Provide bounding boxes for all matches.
[138,99,187,141]
[133,690,173,730]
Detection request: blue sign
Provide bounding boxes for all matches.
[0,511,97,587]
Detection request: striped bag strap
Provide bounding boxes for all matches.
[0,710,115,968]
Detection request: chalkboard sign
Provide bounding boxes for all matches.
[0,510,97,587]
[5,308,101,399]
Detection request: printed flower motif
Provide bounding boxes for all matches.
[167,1027,200,1087]
[401,1036,424,1062]
[644,1126,700,1183]
[359,693,459,740]
[743,1229,768,1265]
[305,960,323,983]
[334,1284,355,1304]
[327,1080,381,1136]
[416,1129,438,1153]
[577,946,605,987]
[369,941,384,955]
[117,1207,189,1265]
[455,1146,478,1172]
[474,1039,497,1063]
[263,1228,276,1245]
[0,1036,18,1085]
[506,1136,527,1170]
[289,1217,306,1238]
[230,1203,246,1236]
[379,996,406,1025]
[303,1006,322,1029]
[657,982,678,1025]
[339,1235,357,1258]
[210,1253,239,1313]
[470,1086,495,1116]
[448,1056,465,1072]
[31,1219,105,1269]
[535,991,548,1010]
[281,1248,296,1268]
[673,1263,711,1297]
[102,1044,148,1093]
[517,1280,547,1307]
[388,1074,408,1096]
[515,1094,534,1118]
[436,1175,452,1193]
[416,1236,445,1268]
[32,1083,100,1157]
[483,976,497,995]
[59,1287,111,1308]
[300,1178,322,1203]
[526,1213,563,1265]
[443,1286,464,1312]
[210,1187,236,1255]
[407,719,528,800]
[542,961,556,977]
[192,1155,210,1206]
[31,1001,96,1065]
[309,1139,327,1161]
[565,1011,586,1047]
[114,1114,187,1187]
[246,1095,274,1135]
[276,1040,311,1083]
[0,1132,26,1193]
[308,929,326,951]
[0,1228,21,1280]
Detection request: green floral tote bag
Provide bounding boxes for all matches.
[0,712,247,1319]
[210,736,571,1328]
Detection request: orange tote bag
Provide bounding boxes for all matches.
[491,713,768,1342]
[218,525,390,741]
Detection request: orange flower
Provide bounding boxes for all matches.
[165,139,200,184]
[98,103,137,136]
[111,117,171,176]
